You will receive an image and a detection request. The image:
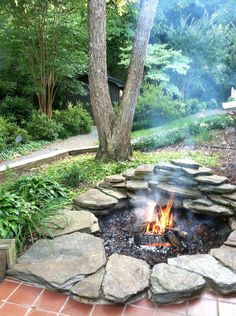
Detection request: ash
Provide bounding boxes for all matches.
[98,207,231,266]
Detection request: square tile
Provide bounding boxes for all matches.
[8,284,43,306]
[61,298,93,316]
[0,302,28,316]
[201,291,218,301]
[157,302,187,315]
[187,298,217,316]
[219,301,236,316]
[130,298,155,310]
[28,310,58,316]
[124,305,155,316]
[92,304,124,316]
[34,289,67,312]
[0,280,20,300]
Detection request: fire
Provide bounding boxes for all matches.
[145,195,174,235]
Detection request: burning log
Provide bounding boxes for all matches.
[164,230,181,249]
[134,233,171,248]
[165,227,188,239]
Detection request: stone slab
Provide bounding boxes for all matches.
[8,232,106,290]
[198,184,236,194]
[183,200,234,216]
[223,192,236,201]
[168,254,236,294]
[126,180,149,191]
[102,254,150,303]
[154,162,182,173]
[171,159,200,169]
[210,245,236,272]
[207,195,231,206]
[44,210,99,237]
[73,189,118,210]
[98,188,127,200]
[70,268,105,299]
[149,263,205,304]
[182,167,212,177]
[135,164,154,176]
[156,183,202,199]
[224,230,236,247]
[195,175,228,185]
[105,174,125,183]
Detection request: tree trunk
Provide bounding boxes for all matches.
[88,0,159,161]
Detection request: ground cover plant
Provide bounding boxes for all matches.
[0,174,70,249]
[40,151,219,192]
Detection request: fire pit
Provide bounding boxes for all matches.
[99,194,231,266]
[8,159,236,306]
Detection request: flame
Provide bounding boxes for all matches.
[145,195,174,235]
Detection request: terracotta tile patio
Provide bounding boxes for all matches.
[0,277,235,316]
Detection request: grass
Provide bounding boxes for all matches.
[131,113,235,151]
[131,115,205,139]
[0,140,50,161]
[39,150,219,193]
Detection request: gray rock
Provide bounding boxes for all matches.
[7,232,106,290]
[135,164,154,176]
[168,254,236,294]
[183,200,234,216]
[198,183,236,194]
[171,159,200,169]
[102,254,150,303]
[126,180,149,191]
[229,217,236,230]
[73,189,118,210]
[207,195,231,206]
[44,210,99,237]
[224,230,236,247]
[195,175,227,185]
[156,183,202,199]
[210,245,236,272]
[223,192,236,201]
[98,188,127,200]
[182,167,212,177]
[105,174,125,183]
[112,182,126,189]
[97,181,112,189]
[185,198,213,207]
[154,162,182,173]
[172,176,197,187]
[123,168,136,179]
[70,268,105,299]
[149,263,205,304]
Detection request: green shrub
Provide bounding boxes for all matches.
[133,84,185,130]
[0,116,30,150]
[53,103,92,137]
[0,96,34,127]
[184,98,207,115]
[12,175,67,207]
[26,113,64,141]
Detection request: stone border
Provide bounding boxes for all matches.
[6,160,236,305]
[0,146,98,180]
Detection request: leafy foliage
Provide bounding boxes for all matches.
[53,103,92,137]
[0,96,34,127]
[0,189,37,239]
[26,113,64,141]
[0,116,30,150]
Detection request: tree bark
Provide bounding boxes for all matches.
[88,0,159,161]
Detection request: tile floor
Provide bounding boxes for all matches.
[0,277,235,316]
